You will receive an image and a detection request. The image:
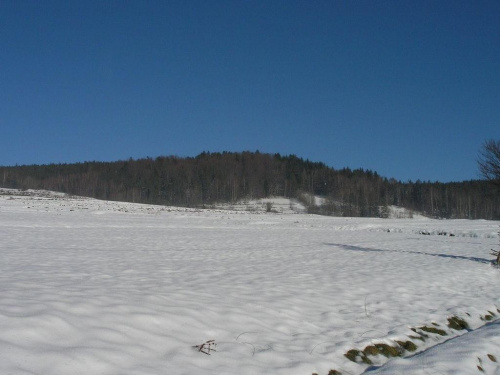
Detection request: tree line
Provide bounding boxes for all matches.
[1,151,499,219]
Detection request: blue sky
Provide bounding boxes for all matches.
[1,0,499,182]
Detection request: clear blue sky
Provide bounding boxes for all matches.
[1,0,499,182]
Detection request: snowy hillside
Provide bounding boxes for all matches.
[0,189,499,375]
[211,196,307,214]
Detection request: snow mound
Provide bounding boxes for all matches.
[366,321,500,374]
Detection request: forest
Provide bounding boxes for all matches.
[1,151,499,219]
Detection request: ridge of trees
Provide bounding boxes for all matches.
[1,151,498,219]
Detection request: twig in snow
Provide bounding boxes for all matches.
[193,340,217,355]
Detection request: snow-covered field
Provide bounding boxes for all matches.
[1,189,499,375]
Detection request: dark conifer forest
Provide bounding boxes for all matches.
[1,151,498,219]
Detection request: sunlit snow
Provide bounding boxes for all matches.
[1,189,499,375]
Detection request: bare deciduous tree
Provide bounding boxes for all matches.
[478,139,500,187]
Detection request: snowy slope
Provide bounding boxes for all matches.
[366,321,500,374]
[210,196,307,214]
[0,189,499,375]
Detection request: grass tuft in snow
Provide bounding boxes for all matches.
[395,340,418,352]
[364,343,404,358]
[481,311,496,321]
[344,349,372,364]
[409,333,427,342]
[447,316,470,331]
[347,342,410,364]
[418,325,447,336]
[327,370,342,375]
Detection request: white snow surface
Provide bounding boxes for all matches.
[1,189,499,375]
[211,196,306,214]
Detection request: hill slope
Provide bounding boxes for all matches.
[1,151,498,219]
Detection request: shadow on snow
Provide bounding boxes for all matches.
[325,243,491,264]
